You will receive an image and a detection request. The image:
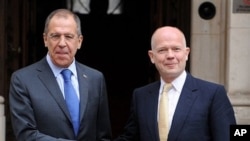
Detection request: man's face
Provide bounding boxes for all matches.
[148,28,190,82]
[43,15,83,68]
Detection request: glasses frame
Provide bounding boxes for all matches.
[47,33,80,42]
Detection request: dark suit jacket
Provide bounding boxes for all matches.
[9,57,112,141]
[115,73,236,141]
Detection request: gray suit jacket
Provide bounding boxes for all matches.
[9,57,112,141]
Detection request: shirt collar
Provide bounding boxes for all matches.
[160,71,187,93]
[46,54,77,78]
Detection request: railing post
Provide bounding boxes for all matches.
[0,96,5,141]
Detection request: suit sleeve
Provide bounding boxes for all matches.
[96,75,112,141]
[210,85,236,141]
[9,72,76,141]
[114,89,139,141]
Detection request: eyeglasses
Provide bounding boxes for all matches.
[48,33,79,42]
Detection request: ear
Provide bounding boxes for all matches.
[43,33,48,47]
[76,36,83,50]
[185,47,190,60]
[148,50,155,64]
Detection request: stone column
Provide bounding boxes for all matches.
[0,96,5,141]
[190,0,227,84]
[226,0,250,124]
[191,0,250,124]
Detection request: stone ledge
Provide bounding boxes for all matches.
[228,93,250,106]
[233,106,250,124]
[0,96,3,104]
[228,93,250,124]
[0,96,4,116]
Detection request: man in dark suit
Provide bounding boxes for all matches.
[9,9,112,141]
[114,26,236,141]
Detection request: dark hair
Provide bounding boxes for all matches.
[43,9,82,35]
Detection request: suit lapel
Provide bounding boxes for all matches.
[75,62,89,123]
[168,74,199,141]
[145,82,161,141]
[37,59,89,124]
[37,58,71,120]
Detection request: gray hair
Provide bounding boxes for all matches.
[43,9,82,35]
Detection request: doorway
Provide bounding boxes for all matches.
[1,0,191,140]
[36,0,152,137]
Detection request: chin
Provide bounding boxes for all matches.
[54,61,70,68]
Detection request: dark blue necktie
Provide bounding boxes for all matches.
[61,69,80,136]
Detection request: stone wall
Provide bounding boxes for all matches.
[191,0,250,124]
[0,96,5,141]
[226,0,250,124]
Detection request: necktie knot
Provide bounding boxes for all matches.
[163,83,172,93]
[61,69,72,82]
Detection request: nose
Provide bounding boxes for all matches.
[166,50,174,57]
[58,36,67,47]
[165,50,175,60]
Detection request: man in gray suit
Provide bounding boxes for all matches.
[9,9,112,141]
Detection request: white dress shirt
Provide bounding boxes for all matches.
[158,71,187,128]
[46,54,80,100]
